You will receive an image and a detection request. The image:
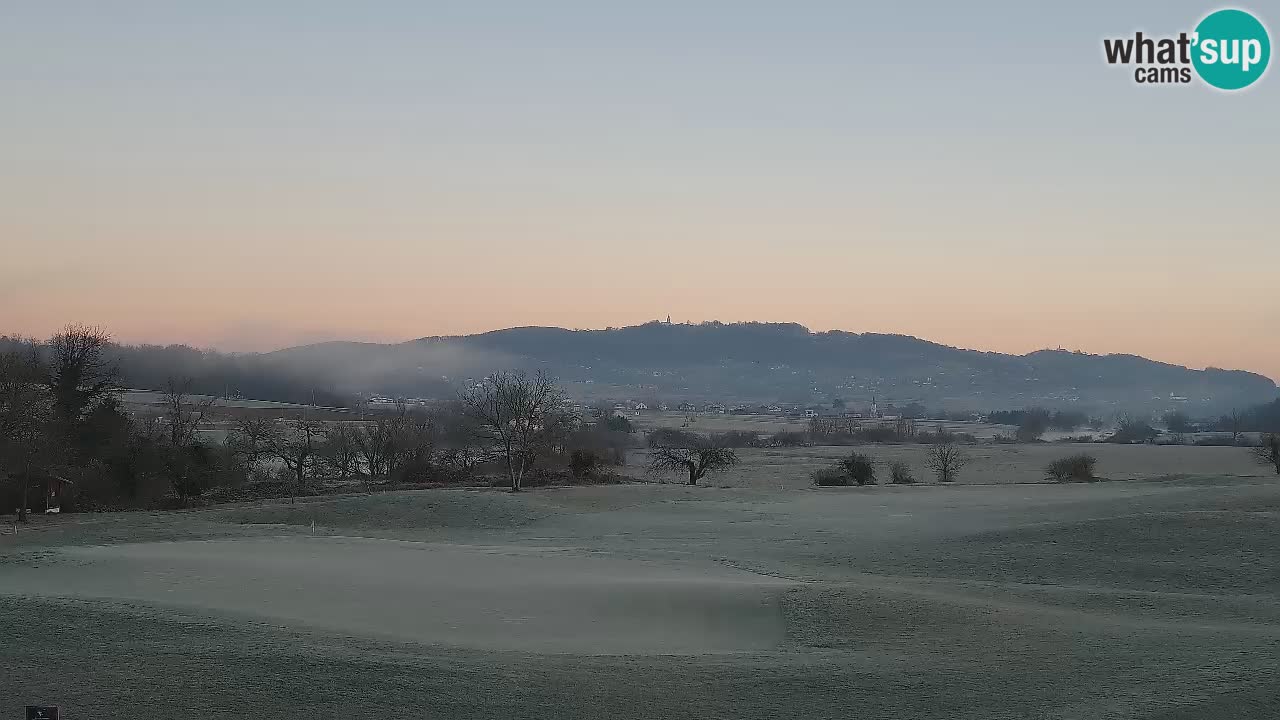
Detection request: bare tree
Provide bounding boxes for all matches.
[133,409,166,444]
[1225,408,1244,445]
[276,418,326,499]
[539,405,580,456]
[348,403,437,482]
[1164,410,1191,445]
[0,347,55,522]
[435,401,491,475]
[46,324,119,430]
[1254,433,1280,476]
[162,376,217,448]
[232,417,326,501]
[808,416,837,439]
[318,423,362,481]
[926,440,969,483]
[354,417,393,480]
[460,371,565,491]
[647,431,738,485]
[386,403,436,481]
[589,400,613,420]
[228,416,274,478]
[1016,408,1050,442]
[1110,414,1159,444]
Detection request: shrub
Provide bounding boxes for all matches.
[768,431,809,447]
[566,427,631,467]
[916,429,978,445]
[605,415,635,433]
[812,467,852,486]
[712,430,763,448]
[569,449,601,478]
[855,427,902,443]
[1016,411,1050,442]
[839,452,878,485]
[1046,454,1097,482]
[1107,416,1159,444]
[522,467,625,488]
[888,460,915,484]
[1195,435,1247,447]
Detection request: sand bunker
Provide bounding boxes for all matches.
[0,537,793,654]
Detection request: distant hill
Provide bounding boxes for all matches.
[11,322,1265,415]
[262,321,1277,414]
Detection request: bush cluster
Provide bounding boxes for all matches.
[1045,454,1097,482]
[888,461,915,484]
[813,452,879,486]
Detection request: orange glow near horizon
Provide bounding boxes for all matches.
[3,176,1276,379]
[3,297,1277,383]
[1,4,1277,382]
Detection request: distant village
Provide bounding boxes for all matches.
[362,393,971,423]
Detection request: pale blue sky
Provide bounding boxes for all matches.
[1,2,1277,377]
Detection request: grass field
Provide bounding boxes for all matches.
[634,442,1270,488]
[3,469,1279,718]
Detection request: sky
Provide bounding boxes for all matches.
[2,1,1277,379]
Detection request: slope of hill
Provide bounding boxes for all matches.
[264,321,1275,414]
[11,322,1266,414]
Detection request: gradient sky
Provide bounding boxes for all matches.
[2,1,1277,379]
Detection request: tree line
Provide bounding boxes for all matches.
[6,325,1276,519]
[0,326,641,517]
[0,333,358,408]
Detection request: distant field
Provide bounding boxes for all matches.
[634,442,1269,488]
[118,389,355,422]
[118,390,318,410]
[632,411,808,434]
[631,411,1016,439]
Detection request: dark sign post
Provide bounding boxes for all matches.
[25,708,59,720]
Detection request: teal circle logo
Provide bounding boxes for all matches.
[1192,9,1271,90]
